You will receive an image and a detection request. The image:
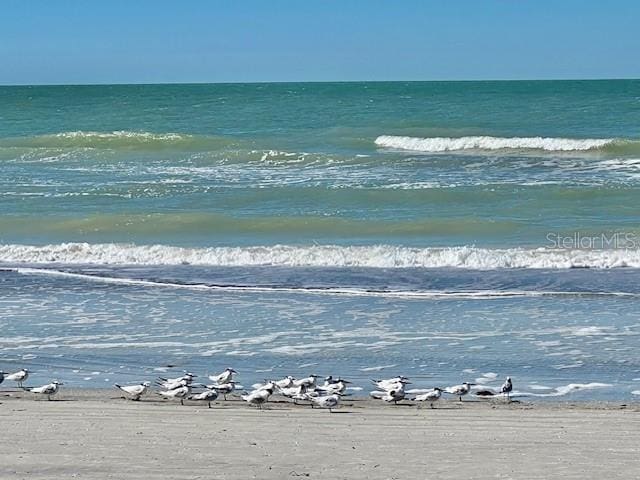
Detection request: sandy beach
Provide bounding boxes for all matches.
[1,389,638,479]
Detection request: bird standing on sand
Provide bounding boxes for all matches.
[7,368,29,388]
[414,387,442,408]
[241,386,274,409]
[501,377,513,401]
[156,373,196,390]
[209,368,237,385]
[206,381,236,400]
[371,376,410,391]
[293,374,319,389]
[28,380,63,400]
[188,388,219,408]
[115,381,151,401]
[310,393,341,412]
[445,382,474,401]
[157,381,191,405]
[316,378,351,395]
[274,375,295,389]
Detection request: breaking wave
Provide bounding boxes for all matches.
[375,135,623,153]
[2,243,640,269]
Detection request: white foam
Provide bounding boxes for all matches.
[375,135,616,152]
[519,382,612,397]
[53,130,188,141]
[2,242,640,270]
[631,390,640,396]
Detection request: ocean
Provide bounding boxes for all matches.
[1,80,639,400]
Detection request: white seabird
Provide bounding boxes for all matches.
[501,377,513,401]
[293,374,319,389]
[316,378,351,395]
[414,387,442,408]
[445,382,475,401]
[310,393,341,412]
[209,368,237,385]
[28,380,63,400]
[156,373,196,390]
[157,382,191,405]
[371,376,410,391]
[206,381,236,400]
[274,375,295,389]
[115,381,151,401]
[189,388,219,408]
[370,384,407,404]
[7,368,29,388]
[241,386,274,409]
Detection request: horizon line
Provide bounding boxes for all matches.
[1,77,639,88]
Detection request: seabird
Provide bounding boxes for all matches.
[371,376,410,391]
[7,368,29,388]
[157,381,191,405]
[274,375,295,389]
[414,387,442,408]
[445,382,475,401]
[188,388,219,408]
[156,373,195,390]
[206,381,236,400]
[241,386,274,409]
[310,393,341,412]
[209,368,237,385]
[293,374,319,389]
[501,377,513,401]
[114,381,151,401]
[315,378,351,395]
[28,380,63,400]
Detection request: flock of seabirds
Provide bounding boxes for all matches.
[0,367,514,411]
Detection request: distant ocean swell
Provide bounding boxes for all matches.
[375,135,638,153]
[2,243,640,269]
[2,131,640,155]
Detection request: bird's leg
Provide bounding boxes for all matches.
[208,402,211,409]
[430,403,434,409]
[459,396,462,402]
[180,398,184,405]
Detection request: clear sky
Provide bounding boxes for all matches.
[1,0,639,85]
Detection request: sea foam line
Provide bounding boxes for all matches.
[1,243,640,269]
[6,267,640,299]
[375,135,616,152]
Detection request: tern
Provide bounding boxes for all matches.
[316,378,351,395]
[157,383,191,405]
[241,386,274,409]
[206,381,236,400]
[414,388,442,408]
[293,374,319,389]
[156,373,195,390]
[7,368,29,388]
[274,375,295,389]
[370,382,407,404]
[371,376,410,391]
[209,368,237,385]
[189,388,219,408]
[115,381,151,401]
[501,377,513,401]
[445,382,475,401]
[28,380,63,400]
[310,393,341,412]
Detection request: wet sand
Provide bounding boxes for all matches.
[1,388,638,479]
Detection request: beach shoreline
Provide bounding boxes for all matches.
[1,388,638,479]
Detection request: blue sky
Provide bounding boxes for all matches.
[1,0,639,84]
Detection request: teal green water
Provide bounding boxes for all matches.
[1,80,639,248]
[1,81,640,399]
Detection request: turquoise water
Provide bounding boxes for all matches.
[1,81,639,399]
